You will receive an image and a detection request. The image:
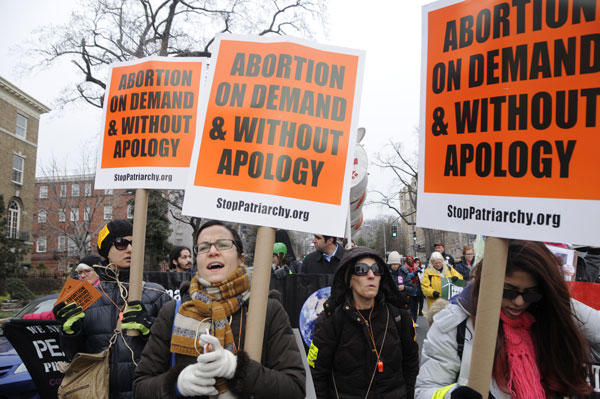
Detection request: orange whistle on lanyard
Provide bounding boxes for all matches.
[377,360,383,372]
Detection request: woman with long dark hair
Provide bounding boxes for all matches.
[416,240,599,399]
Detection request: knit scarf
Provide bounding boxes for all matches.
[500,311,545,399]
[170,266,250,394]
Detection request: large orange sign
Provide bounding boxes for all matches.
[101,59,203,168]
[424,0,599,200]
[193,40,359,205]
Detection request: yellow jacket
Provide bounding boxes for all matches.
[421,266,463,308]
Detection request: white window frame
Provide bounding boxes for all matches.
[72,184,80,197]
[57,236,66,250]
[67,238,78,257]
[103,205,113,220]
[38,210,47,224]
[105,189,113,195]
[60,184,67,197]
[58,209,66,222]
[16,114,28,138]
[40,185,48,199]
[84,183,92,196]
[127,204,134,219]
[7,200,20,238]
[12,155,24,185]
[37,236,47,253]
[84,206,91,221]
[70,208,79,222]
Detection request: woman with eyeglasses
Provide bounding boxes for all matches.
[133,220,305,398]
[53,219,171,398]
[421,251,464,311]
[308,247,419,399]
[416,240,599,399]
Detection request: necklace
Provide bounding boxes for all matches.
[356,305,384,372]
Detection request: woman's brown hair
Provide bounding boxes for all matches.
[469,240,592,396]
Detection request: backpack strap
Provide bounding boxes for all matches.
[456,318,468,360]
[170,299,182,367]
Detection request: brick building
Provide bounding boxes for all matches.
[31,174,133,272]
[0,76,51,265]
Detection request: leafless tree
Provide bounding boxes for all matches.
[25,0,327,108]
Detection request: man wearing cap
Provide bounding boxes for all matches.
[433,242,455,266]
[53,219,172,398]
[302,234,345,275]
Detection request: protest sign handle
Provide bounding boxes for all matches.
[127,188,149,337]
[467,237,508,396]
[345,206,352,243]
[244,226,275,361]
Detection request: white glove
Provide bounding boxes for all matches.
[176,362,219,397]
[197,334,237,379]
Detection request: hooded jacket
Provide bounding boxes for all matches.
[421,262,463,308]
[308,247,419,399]
[59,263,172,399]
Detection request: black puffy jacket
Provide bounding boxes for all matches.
[308,247,419,399]
[59,265,172,399]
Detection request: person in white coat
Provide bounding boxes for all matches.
[416,240,599,399]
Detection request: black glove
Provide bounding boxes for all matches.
[274,265,291,279]
[53,301,85,334]
[451,276,459,283]
[121,301,153,335]
[451,385,482,399]
[432,291,440,299]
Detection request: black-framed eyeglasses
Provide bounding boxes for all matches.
[194,239,236,255]
[502,288,542,303]
[353,262,383,276]
[113,237,133,251]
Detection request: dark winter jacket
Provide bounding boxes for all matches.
[133,287,305,398]
[454,257,474,281]
[390,266,416,298]
[59,264,172,399]
[302,245,345,274]
[308,247,418,399]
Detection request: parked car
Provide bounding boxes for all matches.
[0,294,58,399]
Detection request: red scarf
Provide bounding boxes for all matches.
[500,311,545,399]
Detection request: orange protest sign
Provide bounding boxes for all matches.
[55,278,101,311]
[101,58,203,169]
[423,0,599,200]
[193,39,359,205]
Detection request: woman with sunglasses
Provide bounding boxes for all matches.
[308,247,419,399]
[133,220,305,398]
[416,240,599,399]
[53,219,172,398]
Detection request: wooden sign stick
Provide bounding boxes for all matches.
[127,188,149,336]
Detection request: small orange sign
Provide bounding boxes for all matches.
[193,39,360,205]
[101,59,203,168]
[55,278,101,311]
[424,0,599,200]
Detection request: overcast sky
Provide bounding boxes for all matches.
[0,0,431,220]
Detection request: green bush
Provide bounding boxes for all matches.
[24,277,63,295]
[5,278,35,301]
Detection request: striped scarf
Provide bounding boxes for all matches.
[170,267,250,393]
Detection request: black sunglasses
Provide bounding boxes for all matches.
[353,262,383,276]
[113,237,133,251]
[502,288,542,303]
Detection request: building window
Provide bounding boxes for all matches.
[58,236,66,250]
[105,189,113,195]
[60,184,67,197]
[16,114,28,138]
[68,238,78,257]
[127,204,134,219]
[84,183,92,196]
[70,209,79,222]
[72,184,80,197]
[12,155,24,184]
[40,186,48,199]
[37,236,46,253]
[84,206,91,221]
[58,209,66,222]
[7,200,20,238]
[104,206,113,220]
[38,210,47,224]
